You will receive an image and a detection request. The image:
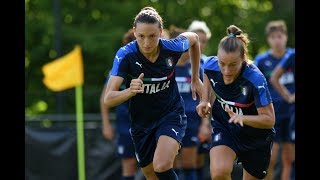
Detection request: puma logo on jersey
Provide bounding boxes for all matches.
[210,79,218,87]
[257,83,265,89]
[115,56,121,62]
[135,61,142,68]
[135,152,140,163]
[172,128,179,136]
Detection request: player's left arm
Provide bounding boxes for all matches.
[226,103,275,129]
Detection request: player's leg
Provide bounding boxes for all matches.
[289,105,295,180]
[210,126,238,179]
[153,107,187,180]
[265,107,282,180]
[153,135,180,179]
[281,142,294,180]
[118,133,138,180]
[121,158,137,180]
[141,163,158,180]
[265,142,280,180]
[196,153,206,179]
[173,153,182,179]
[130,127,157,180]
[181,146,198,180]
[209,145,236,179]
[196,141,211,179]
[180,113,200,180]
[281,111,295,180]
[240,136,273,180]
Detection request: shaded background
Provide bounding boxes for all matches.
[25,0,295,179]
[25,0,295,114]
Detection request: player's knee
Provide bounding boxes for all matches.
[153,160,172,172]
[210,166,231,179]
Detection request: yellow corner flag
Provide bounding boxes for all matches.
[42,45,84,92]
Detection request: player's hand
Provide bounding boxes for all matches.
[225,106,244,127]
[288,93,295,104]
[196,101,211,118]
[191,78,203,100]
[130,73,144,96]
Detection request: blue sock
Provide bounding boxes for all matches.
[122,176,135,180]
[196,167,203,180]
[155,168,178,180]
[183,168,197,180]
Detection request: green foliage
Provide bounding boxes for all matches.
[25,0,295,114]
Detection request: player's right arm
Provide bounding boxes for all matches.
[100,84,114,140]
[104,73,144,108]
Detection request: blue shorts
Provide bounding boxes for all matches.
[273,117,292,143]
[273,101,292,118]
[273,101,294,143]
[130,109,187,168]
[211,126,272,179]
[198,140,211,154]
[116,133,135,158]
[181,112,201,147]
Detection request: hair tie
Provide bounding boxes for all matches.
[229,33,235,37]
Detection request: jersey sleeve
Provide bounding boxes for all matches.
[162,35,190,53]
[278,49,295,70]
[253,75,272,108]
[203,56,219,71]
[110,47,129,78]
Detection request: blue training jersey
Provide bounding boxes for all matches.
[277,52,295,90]
[203,56,275,141]
[110,35,190,127]
[254,48,295,102]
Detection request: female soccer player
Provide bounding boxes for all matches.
[104,6,202,180]
[254,20,295,180]
[197,25,275,180]
[269,50,295,180]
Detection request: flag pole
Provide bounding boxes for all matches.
[75,85,86,180]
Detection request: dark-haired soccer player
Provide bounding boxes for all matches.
[197,24,275,180]
[254,20,295,180]
[269,50,295,180]
[104,6,202,180]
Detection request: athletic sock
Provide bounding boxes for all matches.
[155,168,178,180]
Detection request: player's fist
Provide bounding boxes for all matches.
[130,73,144,96]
